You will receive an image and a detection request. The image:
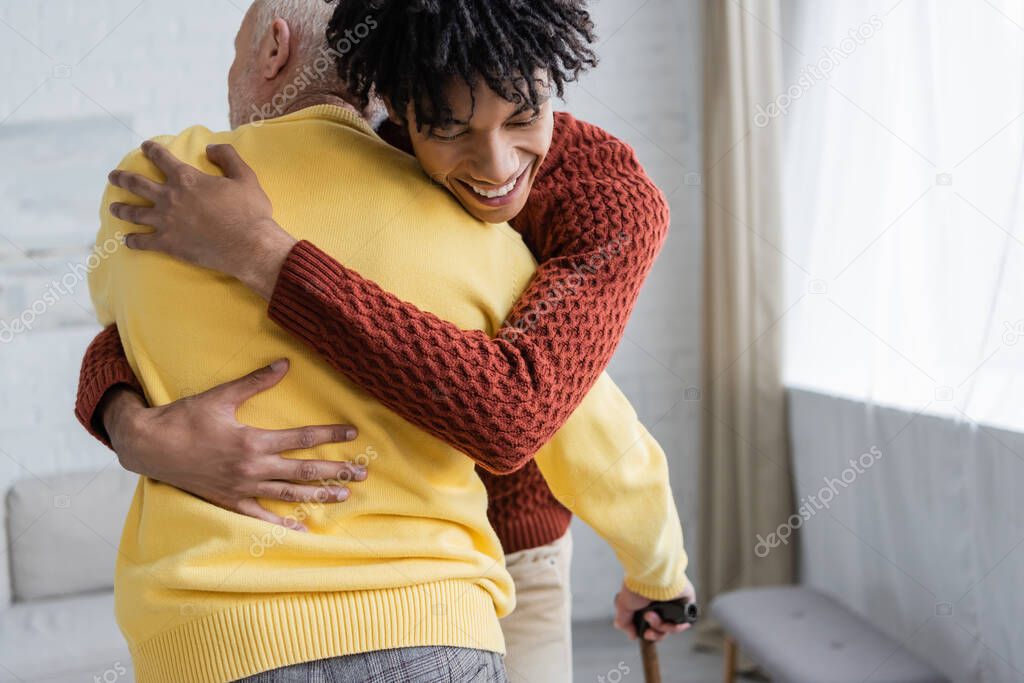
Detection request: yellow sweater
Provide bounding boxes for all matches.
[90,105,688,683]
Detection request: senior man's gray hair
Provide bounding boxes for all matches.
[245,0,387,126]
[250,0,336,64]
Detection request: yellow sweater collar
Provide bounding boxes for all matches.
[266,103,379,138]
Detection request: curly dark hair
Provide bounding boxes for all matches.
[325,0,598,130]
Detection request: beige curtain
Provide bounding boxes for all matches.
[696,0,796,653]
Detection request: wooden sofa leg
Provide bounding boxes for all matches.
[722,635,738,683]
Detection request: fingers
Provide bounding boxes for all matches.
[262,424,359,454]
[641,611,691,641]
[267,457,367,484]
[643,626,689,643]
[207,144,255,181]
[235,498,308,531]
[123,232,160,251]
[613,602,691,644]
[141,140,199,181]
[255,481,350,504]
[212,359,290,405]
[110,202,158,227]
[642,611,665,641]
[109,169,164,202]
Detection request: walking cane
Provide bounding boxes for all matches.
[632,599,700,683]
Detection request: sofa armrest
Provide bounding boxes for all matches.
[6,468,135,603]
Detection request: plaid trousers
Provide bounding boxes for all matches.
[235,647,507,683]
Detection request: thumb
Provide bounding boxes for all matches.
[212,359,290,406]
[206,144,254,180]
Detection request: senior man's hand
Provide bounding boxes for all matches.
[108,140,296,301]
[613,579,698,642]
[102,359,366,530]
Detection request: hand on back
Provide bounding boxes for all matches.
[108,141,296,300]
[103,359,365,530]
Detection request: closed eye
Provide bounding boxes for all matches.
[508,115,540,129]
[429,128,468,142]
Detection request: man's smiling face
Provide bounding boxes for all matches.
[405,75,555,225]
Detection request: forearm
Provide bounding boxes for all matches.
[234,220,297,301]
[533,374,689,600]
[268,239,648,473]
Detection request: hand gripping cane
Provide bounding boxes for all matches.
[632,599,700,683]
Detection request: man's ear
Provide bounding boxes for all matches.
[258,18,292,81]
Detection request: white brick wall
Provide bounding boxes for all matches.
[0,0,246,535]
[0,0,703,622]
[0,1,239,135]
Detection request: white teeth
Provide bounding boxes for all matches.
[469,178,517,199]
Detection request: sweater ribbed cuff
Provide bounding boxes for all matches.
[75,359,142,449]
[624,569,691,602]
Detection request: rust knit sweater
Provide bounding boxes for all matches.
[75,111,670,553]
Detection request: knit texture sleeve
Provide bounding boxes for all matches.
[268,113,669,474]
[74,324,142,449]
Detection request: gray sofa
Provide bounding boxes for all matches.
[1,468,136,682]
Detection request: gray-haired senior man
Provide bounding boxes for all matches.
[82,1,691,681]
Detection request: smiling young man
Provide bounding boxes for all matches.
[405,88,552,220]
[397,79,554,222]
[77,1,692,681]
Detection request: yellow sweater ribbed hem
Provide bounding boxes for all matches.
[625,570,691,602]
[130,580,505,683]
